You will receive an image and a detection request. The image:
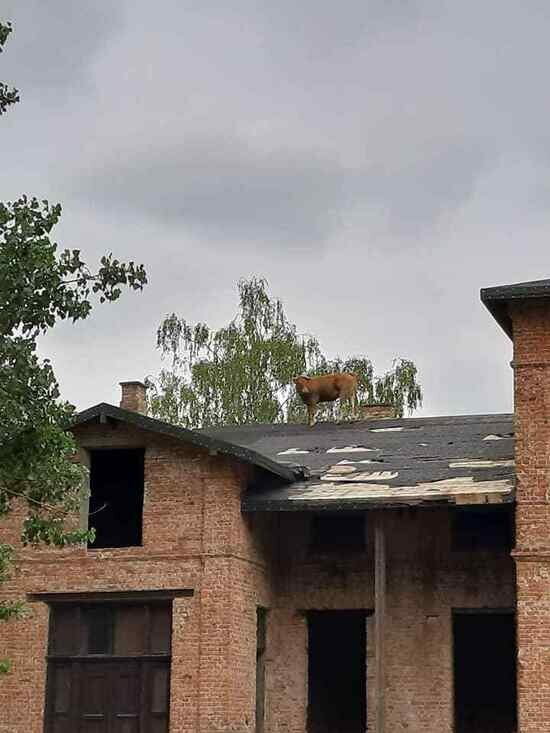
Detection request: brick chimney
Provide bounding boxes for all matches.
[481,278,550,731]
[360,403,397,419]
[119,380,147,415]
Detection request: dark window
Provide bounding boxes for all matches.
[310,515,366,552]
[49,603,172,657]
[256,608,267,733]
[307,610,366,733]
[452,507,513,552]
[50,604,80,656]
[46,601,171,733]
[150,605,172,654]
[86,606,113,654]
[453,611,517,733]
[88,449,145,548]
[114,605,146,655]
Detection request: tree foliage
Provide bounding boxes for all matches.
[0,21,147,673]
[0,23,19,115]
[148,277,422,427]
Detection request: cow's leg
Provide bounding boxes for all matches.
[307,403,317,427]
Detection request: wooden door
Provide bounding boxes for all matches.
[145,662,170,733]
[46,602,172,733]
[77,661,141,732]
[78,663,111,732]
[110,661,141,733]
[47,661,169,733]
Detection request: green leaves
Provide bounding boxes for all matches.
[149,277,308,427]
[0,20,12,47]
[0,198,147,336]
[0,199,146,668]
[0,546,27,675]
[0,18,148,674]
[0,195,147,542]
[0,193,147,557]
[0,21,19,116]
[148,277,423,427]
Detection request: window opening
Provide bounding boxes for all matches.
[88,448,144,548]
[452,507,513,552]
[310,514,366,552]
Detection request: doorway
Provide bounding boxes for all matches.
[45,601,171,732]
[453,611,517,733]
[307,610,366,733]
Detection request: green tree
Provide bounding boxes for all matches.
[0,21,147,673]
[0,23,19,115]
[148,277,422,428]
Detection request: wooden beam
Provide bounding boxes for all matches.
[375,516,386,733]
[27,588,194,603]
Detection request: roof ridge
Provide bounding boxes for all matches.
[200,412,514,432]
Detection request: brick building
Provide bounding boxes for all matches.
[1,278,549,733]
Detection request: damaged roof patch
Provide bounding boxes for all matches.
[277,448,310,455]
[200,412,516,510]
[323,465,356,475]
[336,459,373,465]
[321,469,399,482]
[326,445,379,453]
[243,476,513,510]
[370,426,404,433]
[449,459,515,468]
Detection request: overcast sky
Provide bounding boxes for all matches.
[4,0,550,417]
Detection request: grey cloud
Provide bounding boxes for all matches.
[1,1,122,98]
[72,139,348,246]
[4,0,550,418]
[50,0,520,247]
[354,140,496,236]
[73,133,492,246]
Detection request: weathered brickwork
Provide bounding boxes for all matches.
[510,301,550,732]
[0,420,274,733]
[267,508,514,733]
[0,417,515,733]
[360,404,397,419]
[119,380,147,414]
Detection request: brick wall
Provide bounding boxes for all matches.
[510,301,550,732]
[0,420,273,733]
[360,404,397,419]
[0,417,516,733]
[266,508,515,733]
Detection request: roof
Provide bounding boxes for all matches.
[481,277,550,338]
[73,404,516,511]
[71,403,302,483]
[201,414,515,510]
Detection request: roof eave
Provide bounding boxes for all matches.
[242,489,516,512]
[71,403,300,484]
[481,279,550,340]
[480,296,513,339]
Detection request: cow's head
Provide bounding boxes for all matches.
[293,375,310,394]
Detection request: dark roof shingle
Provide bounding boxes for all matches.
[481,277,550,337]
[202,414,515,510]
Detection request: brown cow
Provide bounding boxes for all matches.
[293,373,358,427]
